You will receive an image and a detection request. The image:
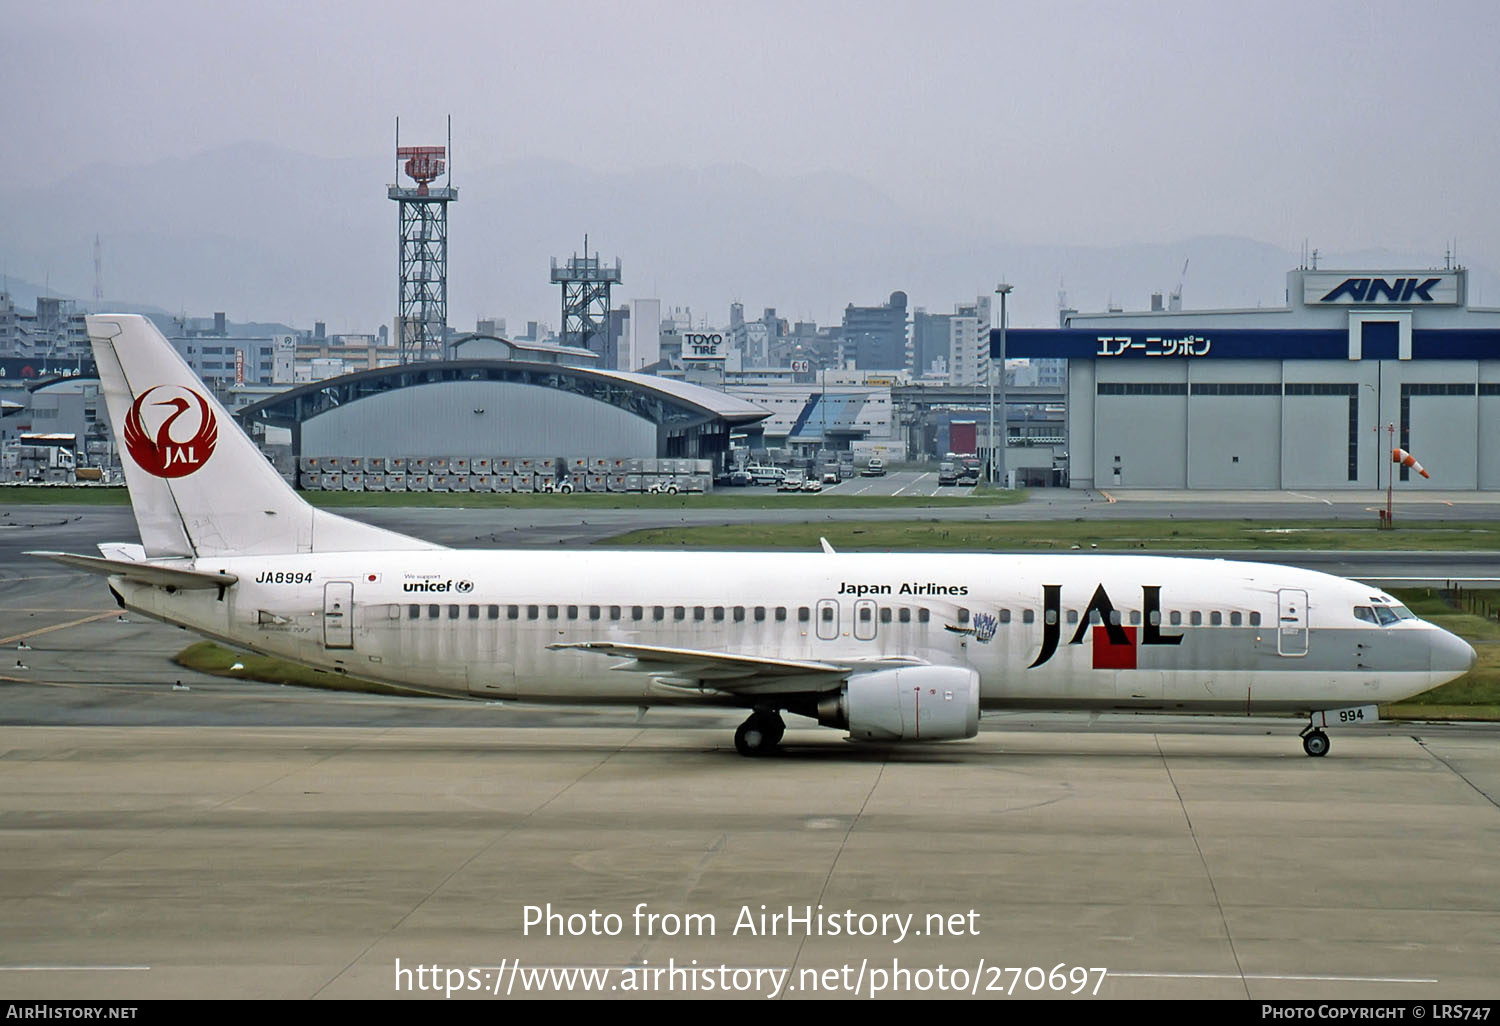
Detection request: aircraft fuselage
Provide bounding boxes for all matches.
[116,549,1466,715]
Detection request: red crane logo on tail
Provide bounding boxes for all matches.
[122,386,218,478]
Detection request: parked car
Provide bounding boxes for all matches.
[801,478,823,492]
[861,458,886,477]
[747,464,785,486]
[937,461,959,486]
[726,469,753,487]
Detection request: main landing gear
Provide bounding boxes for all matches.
[734,709,785,756]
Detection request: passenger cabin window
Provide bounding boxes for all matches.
[775,607,787,622]
[1230,612,1242,626]
[1169,610,1182,626]
[428,604,440,619]
[799,607,810,622]
[1066,610,1079,625]
[487,605,499,620]
[527,605,539,620]
[547,605,559,620]
[508,605,520,620]
[1190,611,1203,626]
[1210,611,1222,626]
[408,604,420,620]
[999,609,1011,624]
[1023,609,1035,624]
[1249,612,1261,626]
[448,605,460,620]
[713,607,725,622]
[880,608,892,623]
[899,608,911,623]
[468,605,479,620]
[918,608,930,623]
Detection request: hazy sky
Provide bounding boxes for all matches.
[4,0,1498,325]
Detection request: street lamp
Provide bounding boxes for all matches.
[991,283,1012,486]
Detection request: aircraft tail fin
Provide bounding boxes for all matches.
[87,314,441,558]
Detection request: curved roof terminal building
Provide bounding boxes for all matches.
[236,357,771,470]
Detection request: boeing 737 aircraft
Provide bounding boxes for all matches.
[31,316,1476,757]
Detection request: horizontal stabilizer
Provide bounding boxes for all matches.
[28,551,238,590]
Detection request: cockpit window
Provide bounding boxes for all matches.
[1357,604,1412,625]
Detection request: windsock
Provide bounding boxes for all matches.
[1392,447,1430,478]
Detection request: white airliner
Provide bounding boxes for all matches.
[32,315,1476,757]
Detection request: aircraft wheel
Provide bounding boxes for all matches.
[1302,730,1330,758]
[734,712,784,756]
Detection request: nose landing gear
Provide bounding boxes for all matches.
[1298,704,1379,757]
[1300,727,1330,758]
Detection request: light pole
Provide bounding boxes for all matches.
[991,283,1012,486]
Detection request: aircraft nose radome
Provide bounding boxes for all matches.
[1430,629,1477,677]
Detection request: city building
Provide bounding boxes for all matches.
[842,291,908,370]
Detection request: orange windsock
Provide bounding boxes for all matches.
[1392,447,1430,478]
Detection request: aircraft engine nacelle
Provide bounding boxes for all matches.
[818,666,981,742]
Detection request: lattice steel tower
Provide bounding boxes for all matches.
[551,235,621,353]
[388,118,457,363]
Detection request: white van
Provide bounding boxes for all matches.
[746,464,785,485]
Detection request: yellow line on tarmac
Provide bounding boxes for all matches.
[0,610,120,647]
[1099,490,1117,504]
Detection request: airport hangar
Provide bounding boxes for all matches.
[1003,265,1500,490]
[235,334,772,483]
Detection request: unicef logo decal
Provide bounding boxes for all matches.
[455,580,474,594]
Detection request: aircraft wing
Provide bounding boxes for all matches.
[548,641,926,696]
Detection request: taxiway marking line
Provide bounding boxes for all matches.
[0,610,120,647]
